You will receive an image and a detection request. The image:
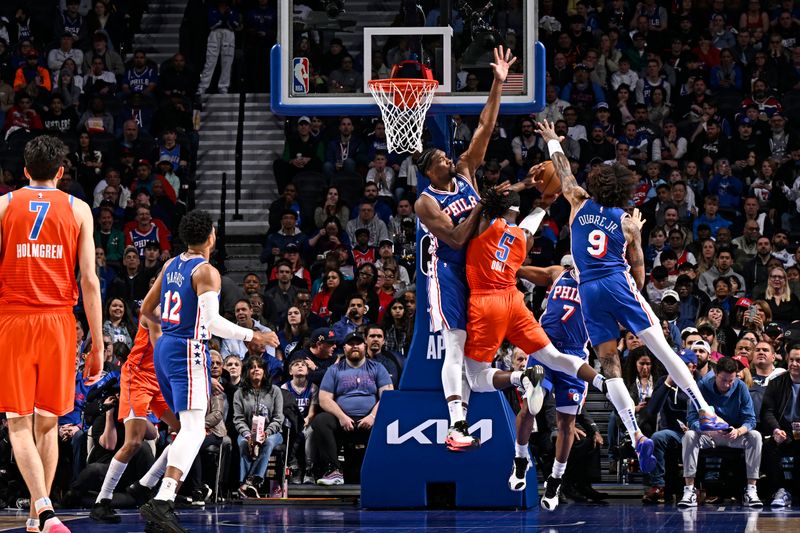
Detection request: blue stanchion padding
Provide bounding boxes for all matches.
[361,389,536,508]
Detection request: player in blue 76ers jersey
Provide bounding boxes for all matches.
[415,45,519,451]
[534,119,730,475]
[137,211,278,532]
[519,260,592,510]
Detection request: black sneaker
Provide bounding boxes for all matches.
[507,457,531,491]
[140,499,188,533]
[540,476,563,511]
[127,481,154,506]
[90,499,121,524]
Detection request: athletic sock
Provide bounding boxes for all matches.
[637,325,710,411]
[447,400,464,426]
[154,477,178,502]
[141,444,171,488]
[510,371,523,388]
[514,442,529,459]
[605,377,640,442]
[552,460,568,479]
[592,374,605,392]
[97,458,128,502]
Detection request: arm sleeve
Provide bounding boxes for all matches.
[198,291,254,341]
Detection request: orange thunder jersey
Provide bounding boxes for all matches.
[466,218,526,292]
[0,187,79,312]
[126,320,155,374]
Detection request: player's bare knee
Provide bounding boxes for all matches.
[599,354,621,377]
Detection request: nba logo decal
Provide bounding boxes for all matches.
[292,57,309,94]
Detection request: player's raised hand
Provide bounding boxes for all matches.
[254,330,280,348]
[83,341,104,383]
[534,119,564,143]
[490,45,517,83]
[630,207,646,231]
[519,162,546,189]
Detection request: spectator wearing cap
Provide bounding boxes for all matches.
[732,118,769,168]
[312,330,393,485]
[332,294,370,345]
[82,30,124,76]
[273,116,324,193]
[681,357,763,508]
[261,209,308,268]
[759,343,800,508]
[13,49,51,94]
[690,339,715,379]
[641,347,698,504]
[560,63,606,121]
[220,298,275,359]
[197,0,241,95]
[659,289,681,341]
[123,204,171,260]
[351,228,377,268]
[47,32,83,81]
[291,327,339,388]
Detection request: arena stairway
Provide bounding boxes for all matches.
[134,1,186,65]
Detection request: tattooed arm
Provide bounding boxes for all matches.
[623,215,646,289]
[534,119,589,210]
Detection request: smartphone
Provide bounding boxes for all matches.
[747,305,757,321]
[677,420,688,432]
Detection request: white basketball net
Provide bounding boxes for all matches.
[368,79,438,154]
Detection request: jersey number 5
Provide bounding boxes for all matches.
[161,290,182,324]
[587,229,608,258]
[28,201,51,241]
[495,232,516,262]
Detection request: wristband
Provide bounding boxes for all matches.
[547,139,564,156]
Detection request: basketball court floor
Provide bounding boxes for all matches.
[1,502,799,532]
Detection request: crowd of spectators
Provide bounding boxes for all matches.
[3,0,800,512]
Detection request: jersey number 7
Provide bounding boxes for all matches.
[28,201,51,241]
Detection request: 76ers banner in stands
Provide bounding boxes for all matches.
[361,172,537,509]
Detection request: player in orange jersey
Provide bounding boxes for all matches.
[462,188,614,491]
[0,136,103,533]
[90,313,181,524]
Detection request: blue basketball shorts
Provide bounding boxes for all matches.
[529,346,588,414]
[154,335,211,413]
[426,259,467,332]
[578,271,658,346]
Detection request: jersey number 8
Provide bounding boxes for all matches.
[587,229,608,258]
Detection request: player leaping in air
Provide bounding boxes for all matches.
[534,118,730,473]
[414,45,516,451]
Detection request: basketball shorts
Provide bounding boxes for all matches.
[0,312,76,416]
[529,346,588,414]
[427,259,467,332]
[118,361,169,422]
[154,335,210,414]
[465,289,551,363]
[578,271,658,346]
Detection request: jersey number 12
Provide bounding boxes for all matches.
[162,291,182,324]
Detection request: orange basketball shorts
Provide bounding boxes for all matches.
[118,361,169,421]
[465,289,551,363]
[0,312,77,416]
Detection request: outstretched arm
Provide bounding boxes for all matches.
[517,265,563,286]
[415,194,484,250]
[623,208,646,289]
[535,119,589,210]
[457,46,517,182]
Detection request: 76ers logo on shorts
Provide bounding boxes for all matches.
[293,57,309,94]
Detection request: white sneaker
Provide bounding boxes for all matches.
[508,457,531,491]
[445,421,479,451]
[771,488,792,508]
[743,486,763,508]
[540,475,562,511]
[522,365,545,415]
[678,485,698,508]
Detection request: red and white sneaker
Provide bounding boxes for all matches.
[445,420,480,452]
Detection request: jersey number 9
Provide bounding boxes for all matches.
[587,230,608,258]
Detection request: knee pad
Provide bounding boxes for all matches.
[464,358,498,393]
[167,409,206,474]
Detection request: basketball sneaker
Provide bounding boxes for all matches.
[127,481,155,506]
[678,485,698,508]
[771,488,791,508]
[445,420,480,451]
[743,485,763,508]
[698,409,730,431]
[140,499,188,533]
[507,457,531,491]
[521,365,545,415]
[540,475,562,511]
[635,435,656,473]
[316,469,344,486]
[90,499,121,523]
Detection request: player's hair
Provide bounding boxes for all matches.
[417,148,438,176]
[24,135,67,181]
[178,209,214,246]
[587,164,635,208]
[481,187,520,220]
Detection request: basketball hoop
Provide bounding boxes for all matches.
[368,78,438,154]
